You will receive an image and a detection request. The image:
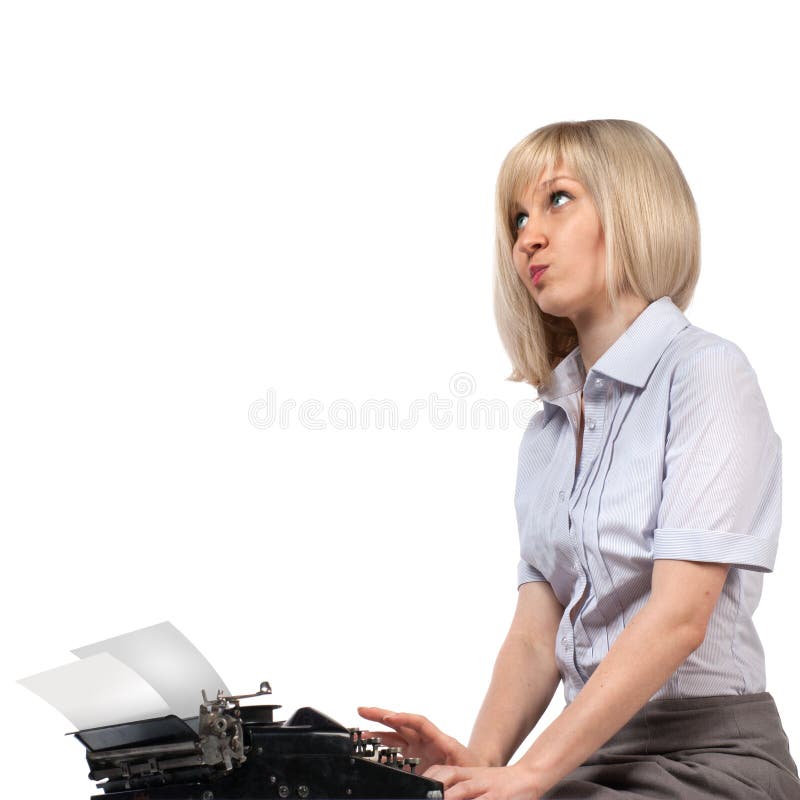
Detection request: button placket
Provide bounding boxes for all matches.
[560,382,601,672]
[572,376,615,687]
[570,375,610,554]
[576,375,607,477]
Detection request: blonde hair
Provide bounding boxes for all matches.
[493,119,700,391]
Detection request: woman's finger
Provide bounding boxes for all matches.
[361,709,444,749]
[383,712,443,743]
[445,779,485,800]
[357,706,397,724]
[424,765,472,787]
[393,723,425,746]
[423,765,446,783]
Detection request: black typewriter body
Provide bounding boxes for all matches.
[74,683,444,800]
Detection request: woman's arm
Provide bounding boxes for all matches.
[433,558,730,800]
[515,558,729,791]
[468,580,564,767]
[357,580,563,773]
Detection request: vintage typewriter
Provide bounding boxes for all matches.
[72,681,445,800]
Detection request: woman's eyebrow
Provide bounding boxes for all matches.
[513,175,579,208]
[537,175,578,189]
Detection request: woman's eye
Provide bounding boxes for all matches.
[550,190,572,208]
[514,191,571,233]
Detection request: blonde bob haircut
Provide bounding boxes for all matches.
[493,119,700,393]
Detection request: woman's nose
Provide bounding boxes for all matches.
[516,218,547,254]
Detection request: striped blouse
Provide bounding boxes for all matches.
[515,296,782,704]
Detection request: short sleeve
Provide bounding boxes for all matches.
[517,557,548,588]
[653,344,781,572]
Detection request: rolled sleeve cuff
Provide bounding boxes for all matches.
[653,528,777,573]
[517,558,548,587]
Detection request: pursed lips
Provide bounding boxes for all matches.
[529,264,549,279]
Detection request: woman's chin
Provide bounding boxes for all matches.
[531,288,565,317]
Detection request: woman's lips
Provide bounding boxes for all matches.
[530,265,549,285]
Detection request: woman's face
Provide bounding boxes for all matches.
[511,164,607,323]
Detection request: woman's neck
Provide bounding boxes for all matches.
[574,294,650,374]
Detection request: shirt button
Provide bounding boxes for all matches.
[587,417,596,430]
[561,636,568,645]
[558,490,566,502]
[571,413,578,425]
[594,377,604,386]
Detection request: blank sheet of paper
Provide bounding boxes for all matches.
[71,621,229,720]
[18,652,171,730]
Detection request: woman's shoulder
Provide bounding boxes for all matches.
[659,323,756,381]
[658,323,776,437]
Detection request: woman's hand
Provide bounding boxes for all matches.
[357,706,481,774]
[424,764,544,800]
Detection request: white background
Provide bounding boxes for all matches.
[2,2,798,797]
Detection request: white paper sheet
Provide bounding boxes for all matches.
[71,621,229,720]
[18,652,171,730]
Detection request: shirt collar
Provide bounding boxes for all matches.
[538,296,691,403]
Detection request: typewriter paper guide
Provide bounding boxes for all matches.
[71,620,229,721]
[18,652,171,730]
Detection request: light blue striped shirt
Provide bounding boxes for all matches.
[515,296,782,704]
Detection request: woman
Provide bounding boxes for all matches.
[359,120,800,799]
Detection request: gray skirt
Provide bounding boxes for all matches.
[542,692,800,799]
